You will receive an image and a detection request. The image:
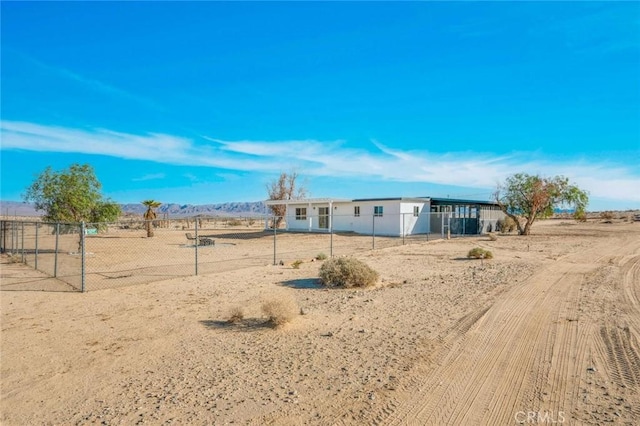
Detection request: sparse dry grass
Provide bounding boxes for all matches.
[7,254,23,264]
[261,296,299,327]
[227,306,244,323]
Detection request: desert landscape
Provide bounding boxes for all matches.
[1,219,639,425]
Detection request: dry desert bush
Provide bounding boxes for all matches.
[498,216,518,233]
[261,296,299,327]
[468,247,493,259]
[227,306,244,323]
[600,211,614,221]
[319,257,379,288]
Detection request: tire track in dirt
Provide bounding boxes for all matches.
[377,238,630,425]
[378,262,568,425]
[594,244,640,396]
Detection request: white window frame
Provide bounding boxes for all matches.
[413,206,420,217]
[295,207,307,220]
[354,206,360,217]
[374,206,383,217]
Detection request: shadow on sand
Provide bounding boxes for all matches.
[278,278,324,290]
[199,318,272,332]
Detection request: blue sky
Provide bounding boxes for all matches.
[1,2,639,211]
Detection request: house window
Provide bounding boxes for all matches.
[374,206,383,217]
[354,206,360,217]
[413,206,420,217]
[295,208,307,220]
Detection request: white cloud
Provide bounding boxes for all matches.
[132,173,165,182]
[2,120,639,204]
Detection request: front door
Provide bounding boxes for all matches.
[318,207,329,229]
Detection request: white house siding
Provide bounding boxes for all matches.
[400,202,431,235]
[279,199,433,236]
[332,203,364,233]
[283,202,327,232]
[266,197,501,236]
[335,199,426,237]
[362,200,400,236]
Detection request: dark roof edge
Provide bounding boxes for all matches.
[429,197,498,205]
[351,197,430,202]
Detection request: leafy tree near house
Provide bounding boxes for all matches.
[142,200,162,237]
[266,172,306,228]
[495,173,588,235]
[24,163,121,224]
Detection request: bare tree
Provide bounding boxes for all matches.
[266,172,306,228]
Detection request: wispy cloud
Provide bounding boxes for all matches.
[183,173,199,182]
[2,120,639,203]
[132,173,165,182]
[18,52,162,110]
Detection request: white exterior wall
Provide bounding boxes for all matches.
[268,198,498,236]
[331,203,362,233]
[283,202,333,232]
[335,200,402,236]
[399,202,431,235]
[277,199,431,236]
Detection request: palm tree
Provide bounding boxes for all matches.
[142,200,162,237]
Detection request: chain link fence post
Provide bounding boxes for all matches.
[273,217,277,265]
[402,213,405,245]
[20,221,25,262]
[54,223,59,278]
[0,220,5,254]
[35,222,39,270]
[14,221,18,255]
[372,215,376,250]
[81,221,86,292]
[330,214,334,258]
[195,218,199,276]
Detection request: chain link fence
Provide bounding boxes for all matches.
[1,220,83,291]
[2,212,491,292]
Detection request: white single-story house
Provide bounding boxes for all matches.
[265,197,505,236]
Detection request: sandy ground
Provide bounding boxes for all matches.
[1,220,639,425]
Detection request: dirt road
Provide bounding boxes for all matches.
[369,229,640,425]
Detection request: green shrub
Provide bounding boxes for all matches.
[319,257,379,288]
[468,247,493,259]
[226,219,242,227]
[262,296,299,327]
[292,259,303,269]
[315,253,328,261]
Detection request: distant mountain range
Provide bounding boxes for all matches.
[0,200,267,218]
